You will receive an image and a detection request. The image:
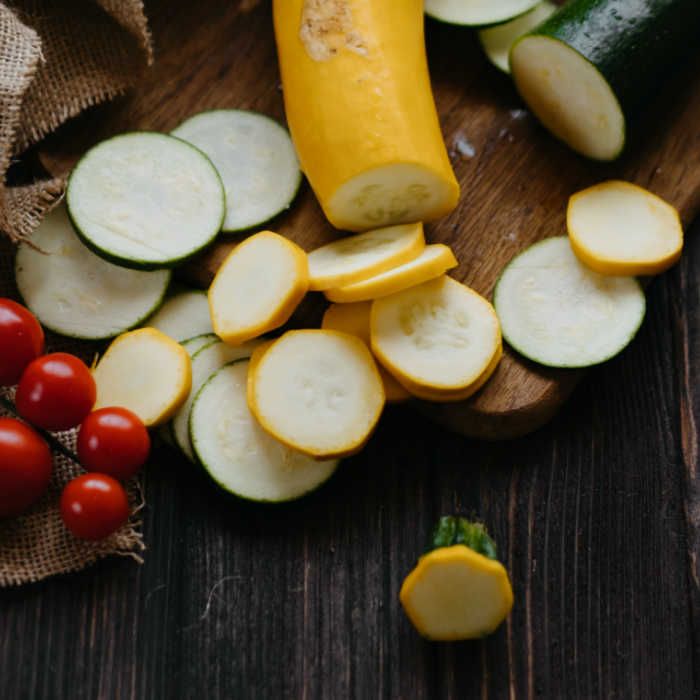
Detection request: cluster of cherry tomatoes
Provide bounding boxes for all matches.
[0,298,151,540]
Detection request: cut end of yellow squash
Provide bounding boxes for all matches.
[209,231,309,346]
[273,0,459,232]
[92,327,192,426]
[400,545,514,641]
[326,164,460,232]
[567,180,683,276]
[248,329,385,459]
[325,244,458,304]
[308,222,425,291]
[322,302,411,403]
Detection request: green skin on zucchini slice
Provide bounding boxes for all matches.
[510,0,700,160]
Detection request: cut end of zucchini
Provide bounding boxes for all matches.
[495,236,646,368]
[478,2,557,74]
[371,276,502,397]
[326,164,459,232]
[172,110,301,232]
[249,330,385,459]
[146,290,213,342]
[325,244,458,304]
[567,180,683,276]
[67,132,225,268]
[15,205,171,340]
[308,223,425,291]
[425,0,541,27]
[190,362,338,503]
[209,231,309,345]
[93,327,192,426]
[511,36,625,161]
[400,545,514,641]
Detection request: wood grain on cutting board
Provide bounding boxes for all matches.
[39,0,700,439]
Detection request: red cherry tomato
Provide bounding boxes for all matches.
[60,473,129,540]
[77,407,150,480]
[0,417,52,517]
[16,353,96,431]
[0,298,44,386]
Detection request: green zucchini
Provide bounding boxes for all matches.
[510,0,700,160]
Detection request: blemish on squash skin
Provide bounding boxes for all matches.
[300,0,368,61]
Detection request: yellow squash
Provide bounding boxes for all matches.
[273,0,460,231]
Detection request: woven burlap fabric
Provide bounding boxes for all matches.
[0,0,152,243]
[0,1,152,585]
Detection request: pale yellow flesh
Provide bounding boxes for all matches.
[249,330,385,459]
[325,244,458,303]
[308,223,425,291]
[273,0,459,231]
[208,231,309,345]
[400,545,514,641]
[405,342,502,402]
[567,180,683,275]
[92,328,192,426]
[146,291,213,342]
[371,276,501,392]
[511,36,625,161]
[322,303,411,403]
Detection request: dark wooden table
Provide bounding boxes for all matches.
[0,232,698,697]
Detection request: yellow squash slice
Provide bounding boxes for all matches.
[273,0,459,231]
[248,329,385,459]
[400,516,513,641]
[371,276,501,399]
[209,231,309,345]
[92,328,192,426]
[308,223,425,291]
[322,303,411,402]
[567,180,683,276]
[325,244,458,303]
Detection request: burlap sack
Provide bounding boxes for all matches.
[0,1,153,586]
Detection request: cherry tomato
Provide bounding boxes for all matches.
[0,298,44,386]
[0,418,52,517]
[77,407,150,480]
[16,353,96,431]
[60,473,129,540]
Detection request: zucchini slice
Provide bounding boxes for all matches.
[324,244,458,304]
[400,516,513,641]
[173,338,261,461]
[478,2,557,73]
[66,132,225,269]
[172,110,302,232]
[510,0,700,160]
[494,236,646,368]
[308,223,425,291]
[370,276,502,400]
[180,333,218,357]
[146,290,213,342]
[248,330,385,459]
[190,361,338,502]
[425,0,541,27]
[321,303,411,403]
[567,180,683,276]
[209,231,309,345]
[92,328,192,426]
[15,205,170,340]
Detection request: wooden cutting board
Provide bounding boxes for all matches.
[40,0,700,439]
